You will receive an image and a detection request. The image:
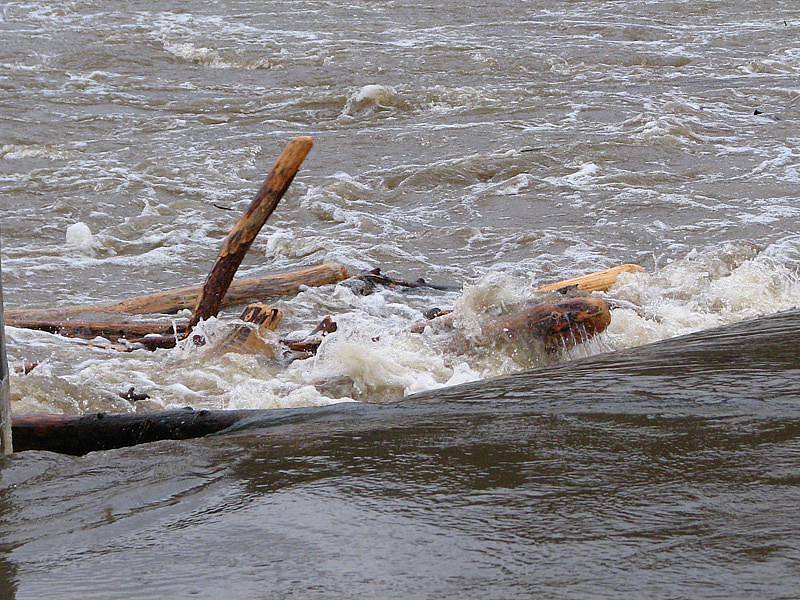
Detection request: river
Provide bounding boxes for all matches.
[1,1,799,597]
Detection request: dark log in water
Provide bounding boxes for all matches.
[483,296,611,352]
[188,136,314,330]
[12,409,260,455]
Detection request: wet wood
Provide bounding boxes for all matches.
[535,263,645,294]
[188,136,314,330]
[482,296,611,352]
[5,262,349,322]
[279,316,337,358]
[6,317,188,343]
[12,408,260,455]
[410,297,611,352]
[215,303,283,357]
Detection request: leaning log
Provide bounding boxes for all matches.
[12,408,260,455]
[4,262,349,322]
[189,136,314,330]
[535,263,644,293]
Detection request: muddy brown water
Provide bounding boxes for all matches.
[1,1,800,597]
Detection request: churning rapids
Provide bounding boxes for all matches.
[1,1,800,598]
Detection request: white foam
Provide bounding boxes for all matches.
[65,222,99,256]
[341,84,408,117]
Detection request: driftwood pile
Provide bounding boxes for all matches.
[5,136,644,454]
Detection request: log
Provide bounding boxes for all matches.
[6,317,188,343]
[535,263,645,294]
[481,296,611,352]
[12,408,260,455]
[5,263,348,324]
[412,297,611,352]
[188,136,314,330]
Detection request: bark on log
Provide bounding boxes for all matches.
[411,297,611,352]
[535,263,644,293]
[481,296,611,352]
[5,263,348,322]
[12,408,260,455]
[189,136,314,330]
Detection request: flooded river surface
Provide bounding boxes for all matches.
[1,0,799,597]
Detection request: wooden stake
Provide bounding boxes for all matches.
[0,246,12,454]
[188,136,314,330]
[535,264,645,294]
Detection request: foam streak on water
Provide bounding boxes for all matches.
[1,1,799,413]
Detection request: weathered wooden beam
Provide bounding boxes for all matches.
[12,409,259,455]
[188,136,314,330]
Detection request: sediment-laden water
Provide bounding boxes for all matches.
[1,1,799,597]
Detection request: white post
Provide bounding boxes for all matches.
[0,237,12,455]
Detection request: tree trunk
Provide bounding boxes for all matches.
[6,317,187,343]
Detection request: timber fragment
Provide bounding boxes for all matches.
[535,263,644,294]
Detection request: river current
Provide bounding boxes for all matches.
[1,1,799,597]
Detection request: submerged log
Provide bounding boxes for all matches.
[535,263,644,294]
[12,408,259,455]
[482,296,611,352]
[189,136,314,330]
[5,262,349,322]
[412,297,611,353]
